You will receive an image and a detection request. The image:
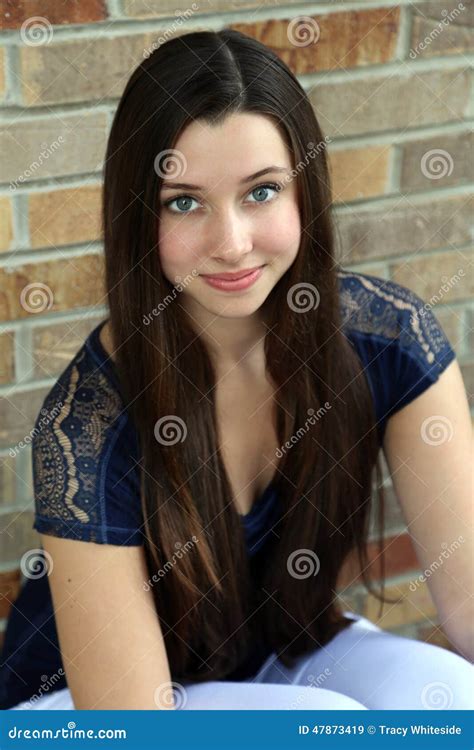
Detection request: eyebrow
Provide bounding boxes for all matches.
[160,166,290,191]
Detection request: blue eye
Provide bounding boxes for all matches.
[162,182,282,215]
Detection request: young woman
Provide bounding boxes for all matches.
[1,28,472,711]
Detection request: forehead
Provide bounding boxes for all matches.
[168,112,292,182]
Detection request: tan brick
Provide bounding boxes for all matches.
[0,252,105,322]
[328,145,391,203]
[0,196,13,252]
[338,195,472,262]
[29,184,102,249]
[0,330,14,384]
[400,130,473,191]
[0,0,107,29]
[2,113,107,186]
[231,7,400,76]
[433,306,463,352]
[363,578,438,628]
[0,510,40,563]
[0,454,16,507]
[124,0,326,17]
[0,386,50,450]
[390,248,474,303]
[0,568,21,619]
[20,33,150,107]
[32,315,104,378]
[309,68,470,137]
[410,0,473,59]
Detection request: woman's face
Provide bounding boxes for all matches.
[157,112,301,320]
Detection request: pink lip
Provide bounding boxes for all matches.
[201,265,265,292]
[201,265,264,280]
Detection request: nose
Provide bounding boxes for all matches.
[209,209,253,264]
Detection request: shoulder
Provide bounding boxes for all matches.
[336,269,457,439]
[32,326,143,546]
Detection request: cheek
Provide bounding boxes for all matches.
[158,223,199,274]
[258,202,301,257]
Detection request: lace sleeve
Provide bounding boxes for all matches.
[339,270,457,433]
[31,349,144,546]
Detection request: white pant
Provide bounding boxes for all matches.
[9,613,473,710]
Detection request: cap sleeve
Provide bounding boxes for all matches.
[386,285,457,418]
[339,271,457,438]
[32,349,144,547]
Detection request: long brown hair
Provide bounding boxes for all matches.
[102,28,391,682]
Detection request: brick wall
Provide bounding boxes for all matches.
[0,0,472,658]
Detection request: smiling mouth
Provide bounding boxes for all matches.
[201,265,265,281]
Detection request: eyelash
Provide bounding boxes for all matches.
[162,182,283,215]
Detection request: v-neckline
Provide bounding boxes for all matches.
[90,320,277,522]
[238,479,276,520]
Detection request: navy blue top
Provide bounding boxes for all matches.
[0,270,457,708]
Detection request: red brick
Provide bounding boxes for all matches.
[338,533,419,589]
[0,0,107,30]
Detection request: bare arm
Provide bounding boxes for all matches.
[382,359,473,660]
[41,533,175,709]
